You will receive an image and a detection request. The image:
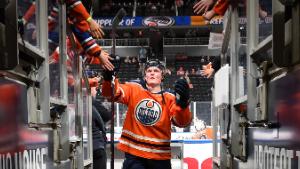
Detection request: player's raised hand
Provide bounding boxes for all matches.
[174,79,190,109]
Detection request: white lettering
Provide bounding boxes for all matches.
[264,145,268,169]
[264,17,272,24]
[255,145,259,169]
[29,150,32,169]
[6,153,11,169]
[32,150,36,169]
[99,19,112,27]
[259,145,264,169]
[119,19,124,26]
[0,148,47,169]
[125,19,131,26]
[130,19,135,25]
[14,153,18,169]
[104,19,111,26]
[274,148,280,169]
[286,150,293,169]
[41,148,46,169]
[296,151,300,169]
[24,150,29,169]
[269,147,275,169]
[280,148,286,169]
[18,152,23,169]
[36,148,41,169]
[254,145,298,169]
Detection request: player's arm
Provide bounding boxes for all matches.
[66,0,90,21]
[170,79,192,127]
[22,1,36,25]
[66,0,104,38]
[101,73,132,105]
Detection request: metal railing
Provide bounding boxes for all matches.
[163,37,210,46]
[240,36,271,45]
[95,37,268,47]
[96,38,149,47]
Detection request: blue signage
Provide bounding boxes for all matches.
[95,17,143,27]
[94,16,194,27]
[94,16,271,27]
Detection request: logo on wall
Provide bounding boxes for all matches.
[135,99,162,126]
[142,16,175,27]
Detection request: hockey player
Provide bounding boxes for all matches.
[102,59,192,169]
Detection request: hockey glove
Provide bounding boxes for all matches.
[174,79,190,109]
[102,70,113,81]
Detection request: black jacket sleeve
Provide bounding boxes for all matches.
[92,99,111,123]
[211,56,221,71]
[92,106,107,150]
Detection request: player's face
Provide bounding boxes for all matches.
[144,66,163,86]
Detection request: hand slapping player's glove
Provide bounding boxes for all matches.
[174,79,190,109]
[102,54,120,81]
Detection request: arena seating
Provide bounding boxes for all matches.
[163,57,214,101]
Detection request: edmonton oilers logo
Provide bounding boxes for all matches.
[135,99,162,126]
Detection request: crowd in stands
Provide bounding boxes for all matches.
[94,0,249,17]
[124,56,138,64]
[93,0,180,17]
[176,66,202,76]
[101,28,211,41]
[162,56,215,101]
[93,0,270,18]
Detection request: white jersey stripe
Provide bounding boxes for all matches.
[119,87,125,98]
[123,130,170,143]
[86,44,98,52]
[69,1,81,9]
[119,140,171,153]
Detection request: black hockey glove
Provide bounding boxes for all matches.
[174,79,190,109]
[102,70,113,81]
[102,54,121,81]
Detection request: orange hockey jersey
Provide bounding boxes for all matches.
[213,0,229,16]
[102,79,192,160]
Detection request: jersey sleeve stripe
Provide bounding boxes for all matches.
[119,140,171,153]
[119,86,125,98]
[123,129,170,143]
[121,135,170,148]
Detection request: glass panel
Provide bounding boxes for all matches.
[68,38,77,140]
[258,0,272,42]
[192,102,212,140]
[171,101,212,140]
[82,87,90,160]
[106,103,125,133]
[118,104,127,128]
[67,104,76,140]
[49,63,61,98]
[238,0,247,45]
[173,56,213,102]
[0,79,50,162]
[0,79,25,153]
[18,0,38,47]
[195,102,211,126]
[238,46,247,96]
[49,1,62,99]
[238,0,247,96]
